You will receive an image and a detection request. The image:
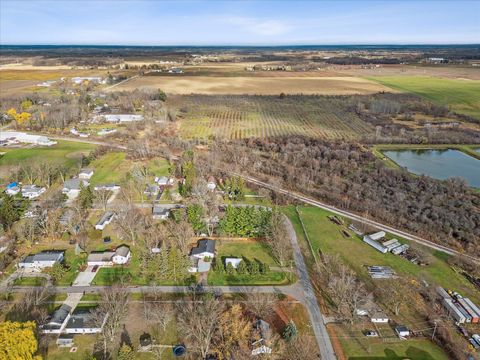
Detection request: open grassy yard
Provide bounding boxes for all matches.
[208,270,289,285]
[332,324,449,360]
[171,94,374,140]
[12,277,46,286]
[0,140,95,172]
[215,240,278,266]
[369,76,480,120]
[285,206,480,303]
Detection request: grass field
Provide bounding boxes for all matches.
[173,95,374,140]
[110,75,391,95]
[285,206,479,303]
[0,140,95,167]
[215,241,279,266]
[369,76,480,120]
[12,277,46,286]
[332,324,449,360]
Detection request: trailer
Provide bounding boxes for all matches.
[391,244,409,255]
[436,287,451,300]
[455,302,472,323]
[362,236,388,253]
[458,298,479,323]
[464,298,480,318]
[443,299,466,324]
[382,239,401,251]
[472,334,480,347]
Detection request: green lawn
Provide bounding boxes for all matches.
[215,240,278,266]
[0,140,95,170]
[285,206,480,303]
[89,152,132,185]
[369,76,480,120]
[208,270,290,285]
[12,277,46,286]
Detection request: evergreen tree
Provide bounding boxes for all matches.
[167,247,189,282]
[78,184,95,209]
[282,320,298,341]
[187,204,206,234]
[226,262,236,275]
[214,259,225,274]
[259,262,270,275]
[249,260,260,276]
[0,194,20,230]
[236,260,248,275]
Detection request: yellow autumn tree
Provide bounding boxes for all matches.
[214,304,252,359]
[0,321,42,360]
[6,108,32,127]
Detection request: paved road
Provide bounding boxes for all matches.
[283,215,336,360]
[238,173,479,262]
[1,283,304,298]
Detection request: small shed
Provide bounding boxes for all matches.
[395,325,410,338]
[370,312,389,323]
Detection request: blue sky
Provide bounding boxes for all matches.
[1,0,479,45]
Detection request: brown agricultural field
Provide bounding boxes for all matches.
[112,75,392,95]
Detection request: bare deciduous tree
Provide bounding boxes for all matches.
[95,189,112,211]
[166,218,195,254]
[177,292,224,359]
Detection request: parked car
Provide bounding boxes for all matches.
[92,265,99,273]
[364,330,378,337]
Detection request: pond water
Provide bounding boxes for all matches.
[383,149,480,188]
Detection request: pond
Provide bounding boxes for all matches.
[383,149,480,188]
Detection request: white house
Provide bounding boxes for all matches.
[225,258,242,269]
[0,131,57,146]
[94,183,120,192]
[79,168,94,180]
[63,178,89,198]
[188,239,216,273]
[155,176,174,187]
[370,312,389,323]
[21,185,46,199]
[95,211,115,230]
[152,205,170,220]
[18,250,65,270]
[87,245,131,266]
[64,309,108,334]
[395,325,410,338]
[42,304,72,334]
[72,76,104,85]
[96,114,144,123]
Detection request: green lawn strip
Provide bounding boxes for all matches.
[368,76,480,120]
[207,270,289,286]
[289,206,479,303]
[0,140,95,171]
[12,277,46,286]
[45,334,97,360]
[55,250,87,286]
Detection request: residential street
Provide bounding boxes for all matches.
[283,215,337,360]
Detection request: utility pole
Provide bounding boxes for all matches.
[431,320,438,340]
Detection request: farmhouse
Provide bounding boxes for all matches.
[97,114,144,123]
[95,211,115,230]
[79,168,94,180]
[18,250,65,270]
[87,245,131,266]
[188,239,216,273]
[21,185,46,199]
[63,179,89,198]
[0,131,57,146]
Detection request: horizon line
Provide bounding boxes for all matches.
[1,43,480,47]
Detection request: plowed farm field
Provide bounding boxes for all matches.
[171,95,374,140]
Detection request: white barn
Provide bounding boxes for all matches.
[0,131,57,146]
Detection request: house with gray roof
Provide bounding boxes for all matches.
[18,250,65,270]
[87,245,131,266]
[188,239,215,273]
[62,178,89,198]
[95,211,115,230]
[42,304,72,334]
